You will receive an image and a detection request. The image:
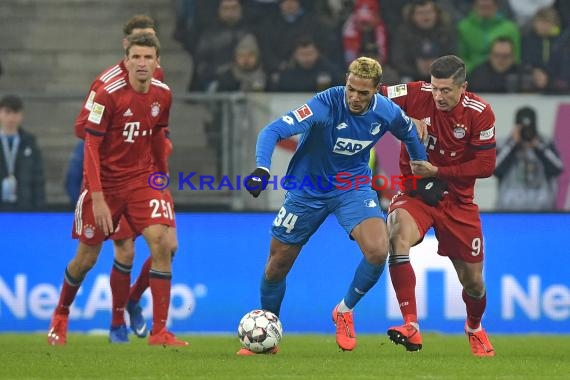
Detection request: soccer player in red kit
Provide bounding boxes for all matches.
[378,55,496,357]
[48,33,187,347]
[73,15,178,343]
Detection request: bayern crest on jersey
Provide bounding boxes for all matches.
[83,224,95,239]
[151,102,160,117]
[453,124,466,139]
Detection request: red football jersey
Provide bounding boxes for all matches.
[83,77,171,193]
[75,60,165,139]
[380,81,496,202]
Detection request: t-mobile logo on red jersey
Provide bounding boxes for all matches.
[123,122,141,143]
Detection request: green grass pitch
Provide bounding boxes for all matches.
[1,333,568,379]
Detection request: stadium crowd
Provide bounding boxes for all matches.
[173,0,570,94]
[1,0,568,212]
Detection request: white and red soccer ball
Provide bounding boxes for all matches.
[237,309,283,353]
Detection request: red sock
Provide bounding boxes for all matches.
[55,281,81,316]
[150,274,171,334]
[110,264,131,327]
[55,268,82,315]
[463,289,486,329]
[389,261,418,324]
[129,257,152,303]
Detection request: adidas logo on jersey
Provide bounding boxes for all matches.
[123,108,133,117]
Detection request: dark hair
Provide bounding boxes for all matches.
[430,55,466,85]
[123,15,156,36]
[0,95,24,112]
[125,33,161,57]
[294,35,317,50]
[491,36,515,49]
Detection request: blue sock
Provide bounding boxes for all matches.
[260,275,286,317]
[343,257,385,309]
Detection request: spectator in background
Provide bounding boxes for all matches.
[0,95,45,211]
[468,37,545,93]
[205,33,267,177]
[391,0,457,82]
[546,26,570,93]
[554,0,570,29]
[458,0,520,73]
[173,1,223,57]
[342,0,399,83]
[313,0,355,29]
[257,0,334,75]
[242,0,280,27]
[376,0,408,37]
[438,0,513,24]
[495,106,564,211]
[521,7,561,83]
[209,33,266,92]
[311,0,356,66]
[343,0,388,67]
[507,0,555,31]
[270,36,344,92]
[190,0,252,91]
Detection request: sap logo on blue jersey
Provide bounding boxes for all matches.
[333,137,373,155]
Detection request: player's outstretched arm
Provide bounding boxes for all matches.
[246,106,315,198]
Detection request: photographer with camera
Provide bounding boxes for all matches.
[495,106,564,210]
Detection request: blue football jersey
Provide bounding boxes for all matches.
[256,86,427,197]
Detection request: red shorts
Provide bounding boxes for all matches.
[110,188,176,241]
[72,186,174,245]
[388,193,484,263]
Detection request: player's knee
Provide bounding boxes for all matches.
[74,244,100,274]
[146,229,168,250]
[78,254,98,274]
[388,233,411,255]
[361,237,389,265]
[168,239,178,256]
[114,245,134,265]
[463,280,485,297]
[387,210,416,253]
[265,259,288,281]
[460,271,485,296]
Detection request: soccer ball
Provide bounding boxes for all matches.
[237,309,283,353]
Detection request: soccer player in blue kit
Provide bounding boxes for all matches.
[239,57,428,355]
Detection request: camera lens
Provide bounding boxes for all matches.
[520,124,536,141]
